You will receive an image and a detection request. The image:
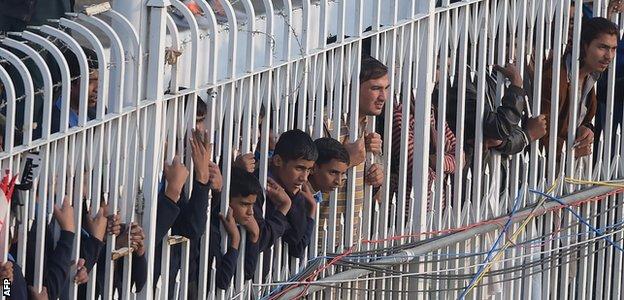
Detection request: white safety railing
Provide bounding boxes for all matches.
[0,0,623,299]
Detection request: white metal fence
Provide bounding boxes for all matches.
[1,0,624,299]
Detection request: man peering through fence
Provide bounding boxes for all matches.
[49,47,100,134]
[538,17,619,158]
[319,55,387,250]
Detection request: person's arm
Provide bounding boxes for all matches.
[211,213,240,290]
[44,230,75,300]
[243,236,260,281]
[155,190,182,244]
[283,216,315,259]
[130,253,148,292]
[9,261,28,300]
[172,180,210,239]
[254,193,288,253]
[482,84,527,141]
[493,126,530,155]
[80,232,105,272]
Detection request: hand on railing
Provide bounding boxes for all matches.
[266,178,292,216]
[54,196,74,233]
[73,258,88,285]
[609,0,624,18]
[365,132,383,156]
[164,156,190,203]
[574,125,594,158]
[84,202,109,242]
[208,161,222,192]
[219,210,240,250]
[117,222,146,256]
[526,115,547,142]
[190,129,212,185]
[28,286,48,300]
[128,223,146,256]
[234,153,256,173]
[365,163,384,188]
[106,213,122,237]
[344,136,366,168]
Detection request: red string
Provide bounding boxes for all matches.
[268,188,624,299]
[269,245,356,300]
[361,188,624,245]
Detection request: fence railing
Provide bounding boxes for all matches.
[0,0,623,299]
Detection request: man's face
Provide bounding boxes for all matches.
[583,33,618,73]
[273,156,315,195]
[195,113,206,133]
[311,159,349,193]
[230,194,256,225]
[70,70,99,109]
[359,74,390,117]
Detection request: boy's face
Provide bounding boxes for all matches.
[230,194,256,225]
[583,33,618,73]
[359,74,390,117]
[273,156,315,195]
[311,159,349,193]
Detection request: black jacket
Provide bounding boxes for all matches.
[11,227,75,300]
[438,71,530,166]
[154,180,211,298]
[207,198,260,290]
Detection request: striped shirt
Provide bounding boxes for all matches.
[318,117,366,250]
[389,104,457,211]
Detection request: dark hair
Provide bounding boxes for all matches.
[580,17,619,61]
[230,167,263,198]
[274,129,318,162]
[314,137,350,166]
[196,95,207,118]
[360,55,388,83]
[64,47,99,80]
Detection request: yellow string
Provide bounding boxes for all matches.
[564,177,624,189]
[463,179,560,296]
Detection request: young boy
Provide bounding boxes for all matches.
[263,129,318,259]
[308,137,350,196]
[207,167,261,291]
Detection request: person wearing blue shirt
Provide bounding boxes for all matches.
[49,48,99,134]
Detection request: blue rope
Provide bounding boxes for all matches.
[458,190,523,300]
[528,189,624,253]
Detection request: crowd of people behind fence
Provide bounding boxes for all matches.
[0,0,624,299]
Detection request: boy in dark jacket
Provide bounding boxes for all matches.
[205,167,262,291]
[154,128,221,299]
[263,129,318,259]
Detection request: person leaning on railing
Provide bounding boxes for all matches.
[320,56,388,249]
[153,128,222,299]
[261,129,318,260]
[47,47,100,136]
[438,62,547,172]
[202,167,261,294]
[12,196,75,300]
[537,17,619,158]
